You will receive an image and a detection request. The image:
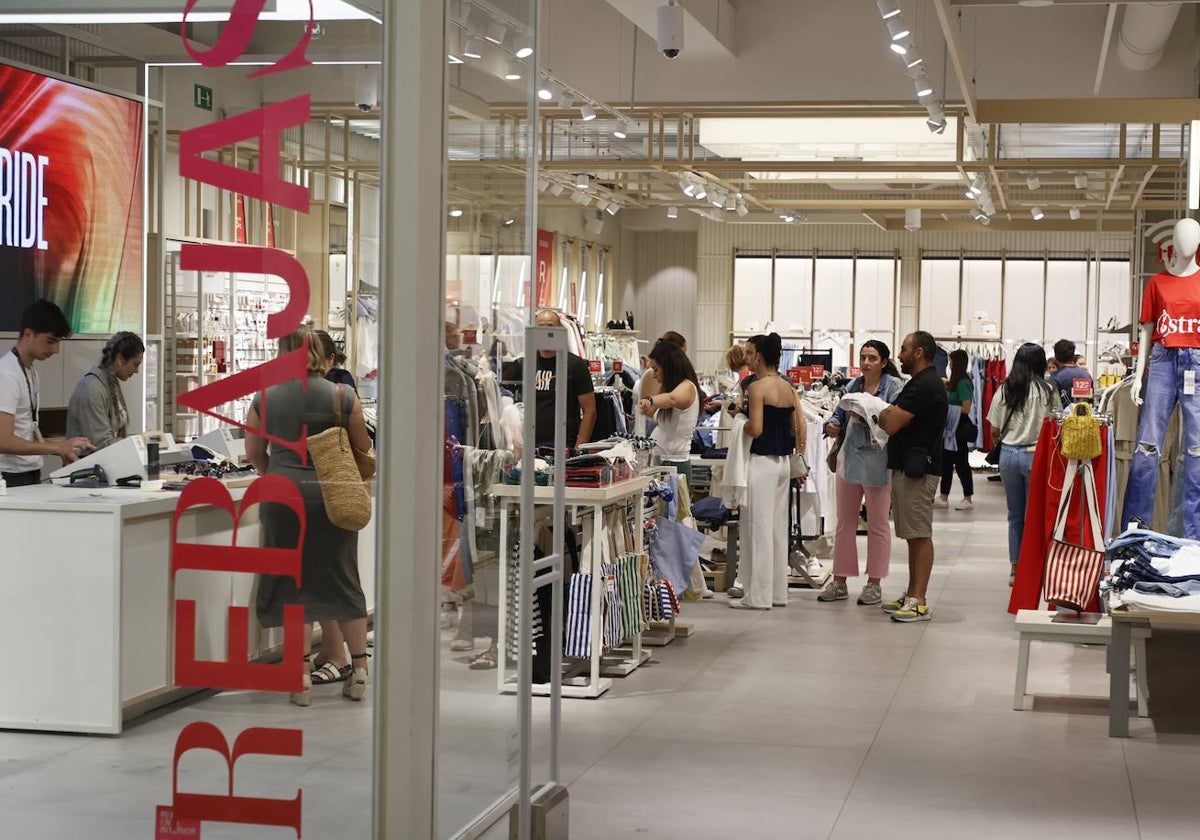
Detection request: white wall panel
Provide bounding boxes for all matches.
[961,260,1003,325]
[1003,259,1047,345]
[1045,260,1090,346]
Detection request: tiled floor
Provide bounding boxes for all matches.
[4,480,1200,839]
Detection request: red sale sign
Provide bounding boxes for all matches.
[849,366,861,378]
[156,807,200,840]
[809,365,826,379]
[588,359,603,374]
[1072,378,1094,400]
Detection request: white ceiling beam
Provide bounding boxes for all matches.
[1093,3,1118,95]
[932,0,978,124]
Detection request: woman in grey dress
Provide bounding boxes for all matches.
[245,325,373,706]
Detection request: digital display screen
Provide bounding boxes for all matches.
[0,62,144,335]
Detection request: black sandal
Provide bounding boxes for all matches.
[311,660,352,685]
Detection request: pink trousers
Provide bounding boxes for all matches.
[832,474,893,580]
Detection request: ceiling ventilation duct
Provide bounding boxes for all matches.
[1117,2,1182,71]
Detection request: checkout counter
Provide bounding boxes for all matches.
[0,436,376,735]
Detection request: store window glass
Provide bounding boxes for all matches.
[854,257,897,350]
[813,258,854,368]
[1097,260,1133,331]
[1003,259,1047,345]
[961,259,1003,327]
[0,3,387,839]
[1045,260,1089,346]
[919,257,961,335]
[733,255,774,331]
[773,255,814,332]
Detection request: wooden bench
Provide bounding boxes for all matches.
[1014,609,1150,715]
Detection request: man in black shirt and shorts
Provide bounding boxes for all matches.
[879,331,948,623]
[503,309,596,450]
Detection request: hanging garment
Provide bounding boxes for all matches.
[1008,416,1111,614]
[504,544,545,663]
[643,579,665,622]
[720,414,753,507]
[564,572,593,658]
[617,555,646,637]
[1122,346,1200,538]
[600,562,624,649]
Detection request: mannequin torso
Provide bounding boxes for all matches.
[1132,217,1200,405]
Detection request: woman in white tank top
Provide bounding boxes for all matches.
[638,340,701,460]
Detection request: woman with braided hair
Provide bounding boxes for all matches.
[66,331,144,450]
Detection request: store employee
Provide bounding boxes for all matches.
[66,331,145,450]
[0,299,93,487]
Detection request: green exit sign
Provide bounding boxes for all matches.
[193,84,213,111]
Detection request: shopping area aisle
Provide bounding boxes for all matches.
[486,482,1200,840]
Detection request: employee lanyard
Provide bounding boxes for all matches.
[10,347,38,427]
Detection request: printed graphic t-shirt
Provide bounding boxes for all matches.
[1141,269,1200,348]
[505,353,595,446]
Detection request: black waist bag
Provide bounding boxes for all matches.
[903,446,930,479]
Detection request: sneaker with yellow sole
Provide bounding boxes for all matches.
[880,593,908,614]
[890,596,931,623]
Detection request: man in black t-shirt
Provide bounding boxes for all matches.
[503,310,596,449]
[879,331,948,623]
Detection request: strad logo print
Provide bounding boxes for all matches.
[159,0,320,835]
[1157,310,1200,339]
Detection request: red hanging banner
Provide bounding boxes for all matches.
[536,229,555,307]
[234,194,247,244]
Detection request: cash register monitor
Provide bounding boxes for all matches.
[49,436,146,486]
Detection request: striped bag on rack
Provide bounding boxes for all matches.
[601,562,624,649]
[564,573,592,659]
[660,580,678,619]
[1044,461,1106,612]
[617,555,646,637]
[643,580,664,622]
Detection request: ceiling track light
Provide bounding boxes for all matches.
[904,48,924,69]
[605,202,620,216]
[537,78,554,101]
[1074,173,1089,189]
[1026,175,1041,190]
[576,173,590,190]
[484,19,507,45]
[536,176,550,192]
[735,202,749,218]
[876,0,902,20]
[549,182,566,197]
[503,60,522,81]
[890,41,908,55]
[462,36,483,59]
[580,103,596,121]
[667,206,679,219]
[694,184,708,200]
[1069,206,1082,220]
[557,90,574,109]
[926,116,947,134]
[724,196,737,211]
[515,45,534,59]
[886,17,911,42]
[1031,206,1044,221]
[449,206,464,218]
[571,189,591,206]
[969,177,984,197]
[613,121,629,139]
[914,77,934,98]
[503,215,516,226]
[596,198,610,213]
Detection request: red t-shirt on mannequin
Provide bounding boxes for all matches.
[1141,270,1200,348]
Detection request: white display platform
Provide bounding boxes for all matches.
[0,483,376,735]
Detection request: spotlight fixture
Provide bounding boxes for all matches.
[576,173,590,190]
[904,208,921,231]
[1074,173,1088,189]
[914,77,934,98]
[969,177,984,197]
[904,48,924,70]
[1031,206,1044,221]
[613,121,629,139]
[724,196,737,211]
[667,206,679,219]
[926,115,947,134]
[571,189,591,206]
[503,215,516,226]
[736,202,749,218]
[710,188,726,208]
[514,44,534,59]
[1026,175,1041,190]
[694,184,708,200]
[890,41,908,55]
[886,17,911,42]
[503,60,522,81]
[979,214,991,226]
[557,90,574,109]
[682,179,697,197]
[971,209,987,221]
[606,201,620,216]
[580,103,596,121]
[537,175,550,192]
[537,78,554,101]
[596,198,610,213]
[449,206,464,218]
[779,213,795,223]
[1069,206,1082,220]
[462,37,483,59]
[549,182,566,196]
[876,0,902,20]
[484,19,507,45]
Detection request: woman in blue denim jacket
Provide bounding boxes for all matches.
[818,340,903,606]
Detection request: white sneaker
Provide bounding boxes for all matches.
[450,639,475,652]
[702,588,715,600]
[934,497,949,509]
[955,499,974,511]
[806,556,824,575]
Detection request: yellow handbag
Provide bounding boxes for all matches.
[308,384,373,531]
[1059,401,1102,462]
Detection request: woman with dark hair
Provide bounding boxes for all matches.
[246,325,374,705]
[938,348,976,510]
[639,340,701,464]
[639,330,689,406]
[66,331,145,450]
[987,342,1061,584]
[730,332,806,610]
[314,329,356,391]
[818,339,903,606]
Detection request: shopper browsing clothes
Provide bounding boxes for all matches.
[937,348,976,510]
[1049,339,1093,405]
[639,339,702,472]
[66,331,144,451]
[503,309,596,450]
[729,333,807,610]
[725,339,762,600]
[0,299,93,487]
[246,326,374,706]
[986,343,1061,586]
[878,331,948,623]
[819,340,903,606]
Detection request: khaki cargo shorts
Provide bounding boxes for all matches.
[891,472,939,540]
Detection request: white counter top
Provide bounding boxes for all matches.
[491,475,649,504]
[0,482,243,519]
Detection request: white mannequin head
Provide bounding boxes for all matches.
[1169,217,1200,275]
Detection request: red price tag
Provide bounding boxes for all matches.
[462,329,478,345]
[156,807,201,840]
[809,365,826,379]
[588,359,603,374]
[786,367,811,385]
[1131,341,1140,354]
[1072,378,1094,399]
[613,360,624,373]
[849,366,862,378]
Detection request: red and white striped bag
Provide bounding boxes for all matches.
[1044,461,1105,612]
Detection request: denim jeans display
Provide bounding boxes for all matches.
[999,445,1036,567]
[1121,345,1200,539]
